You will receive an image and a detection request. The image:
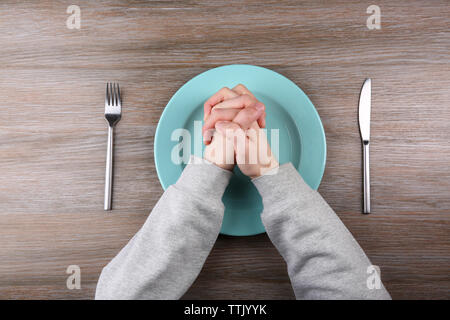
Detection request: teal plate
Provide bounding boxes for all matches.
[154,64,326,236]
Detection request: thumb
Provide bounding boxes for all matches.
[215,121,248,166]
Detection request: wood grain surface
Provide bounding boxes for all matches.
[0,0,449,300]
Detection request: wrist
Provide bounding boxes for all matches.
[201,155,234,171]
[249,158,280,179]
[177,156,233,199]
[213,162,234,171]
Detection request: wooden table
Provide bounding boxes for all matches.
[0,0,449,300]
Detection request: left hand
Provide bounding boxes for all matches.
[203,130,235,171]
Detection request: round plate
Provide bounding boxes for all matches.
[154,64,326,236]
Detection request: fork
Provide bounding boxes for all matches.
[104,83,122,210]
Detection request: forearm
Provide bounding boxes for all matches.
[253,163,391,300]
[95,156,231,300]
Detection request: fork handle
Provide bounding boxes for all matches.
[104,125,114,210]
[363,141,371,214]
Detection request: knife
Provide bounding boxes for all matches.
[358,78,371,214]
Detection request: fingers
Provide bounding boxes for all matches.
[204,101,263,144]
[232,102,265,130]
[203,87,238,120]
[212,94,258,111]
[215,121,247,165]
[203,94,264,144]
[203,85,266,146]
[212,94,266,128]
[215,121,241,135]
[202,108,241,144]
[258,111,266,128]
[232,84,255,99]
[232,84,265,128]
[215,120,274,172]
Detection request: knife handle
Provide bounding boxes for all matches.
[363,141,371,214]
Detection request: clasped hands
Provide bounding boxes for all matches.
[203,84,278,179]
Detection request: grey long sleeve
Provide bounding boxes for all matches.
[252,163,391,300]
[95,157,232,299]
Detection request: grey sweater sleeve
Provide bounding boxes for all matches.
[95,157,232,300]
[252,163,391,300]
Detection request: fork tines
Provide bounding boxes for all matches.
[105,82,121,110]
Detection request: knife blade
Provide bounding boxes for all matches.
[358,78,371,214]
